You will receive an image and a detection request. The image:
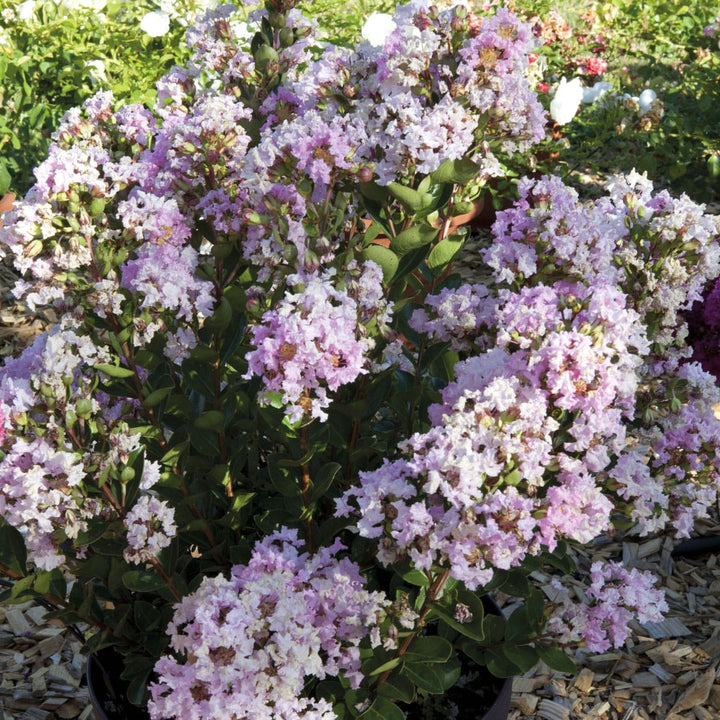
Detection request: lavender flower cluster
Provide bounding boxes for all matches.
[148,530,390,720]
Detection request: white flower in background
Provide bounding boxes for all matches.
[638,88,657,114]
[17,0,36,21]
[140,10,171,37]
[63,0,108,9]
[582,81,612,104]
[550,76,584,125]
[85,59,107,85]
[361,12,396,47]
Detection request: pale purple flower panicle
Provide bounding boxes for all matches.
[409,283,496,352]
[245,265,390,422]
[546,561,668,653]
[124,495,177,565]
[148,529,389,720]
[0,436,84,570]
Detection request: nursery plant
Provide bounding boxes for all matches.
[0,1,719,719]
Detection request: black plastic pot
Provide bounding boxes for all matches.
[87,648,150,720]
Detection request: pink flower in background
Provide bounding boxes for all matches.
[584,56,607,76]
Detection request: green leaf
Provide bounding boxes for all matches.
[203,296,233,333]
[430,158,481,185]
[33,569,67,602]
[502,643,539,673]
[366,656,401,677]
[126,665,152,706]
[390,224,439,255]
[0,164,11,197]
[361,244,399,283]
[482,613,506,644]
[310,462,341,502]
[267,454,299,497]
[487,649,521,678]
[133,601,160,631]
[708,155,720,178]
[387,182,426,214]
[505,605,535,643]
[427,235,464,275]
[358,181,390,203]
[525,589,545,630]
[460,639,489,667]
[95,363,136,379]
[498,569,532,598]
[193,410,226,432]
[122,570,166,593]
[358,697,406,720]
[0,524,27,577]
[376,672,415,703]
[142,386,173,408]
[430,589,486,642]
[404,636,453,664]
[403,654,461,694]
[537,646,576,675]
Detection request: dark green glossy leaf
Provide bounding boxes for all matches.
[404,635,453,663]
[502,643,539,673]
[122,570,166,593]
[402,653,462,694]
[0,523,27,577]
[487,649,521,678]
[537,645,576,674]
[267,454,299,497]
[357,697,406,720]
[133,601,160,631]
[310,462,341,502]
[376,672,415,703]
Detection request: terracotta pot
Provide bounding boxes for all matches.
[362,196,488,248]
[0,191,14,227]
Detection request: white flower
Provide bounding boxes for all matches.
[85,59,107,85]
[63,0,108,10]
[17,0,36,21]
[550,77,584,126]
[140,10,171,38]
[361,12,396,47]
[582,81,612,104]
[638,88,657,115]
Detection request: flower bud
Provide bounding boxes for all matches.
[76,398,93,418]
[358,166,374,183]
[120,466,136,483]
[25,239,44,258]
[279,27,295,47]
[254,45,280,72]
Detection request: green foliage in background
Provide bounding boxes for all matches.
[512,0,720,203]
[1,0,719,203]
[0,0,194,197]
[298,0,394,46]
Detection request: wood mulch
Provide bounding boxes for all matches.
[2,196,720,719]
